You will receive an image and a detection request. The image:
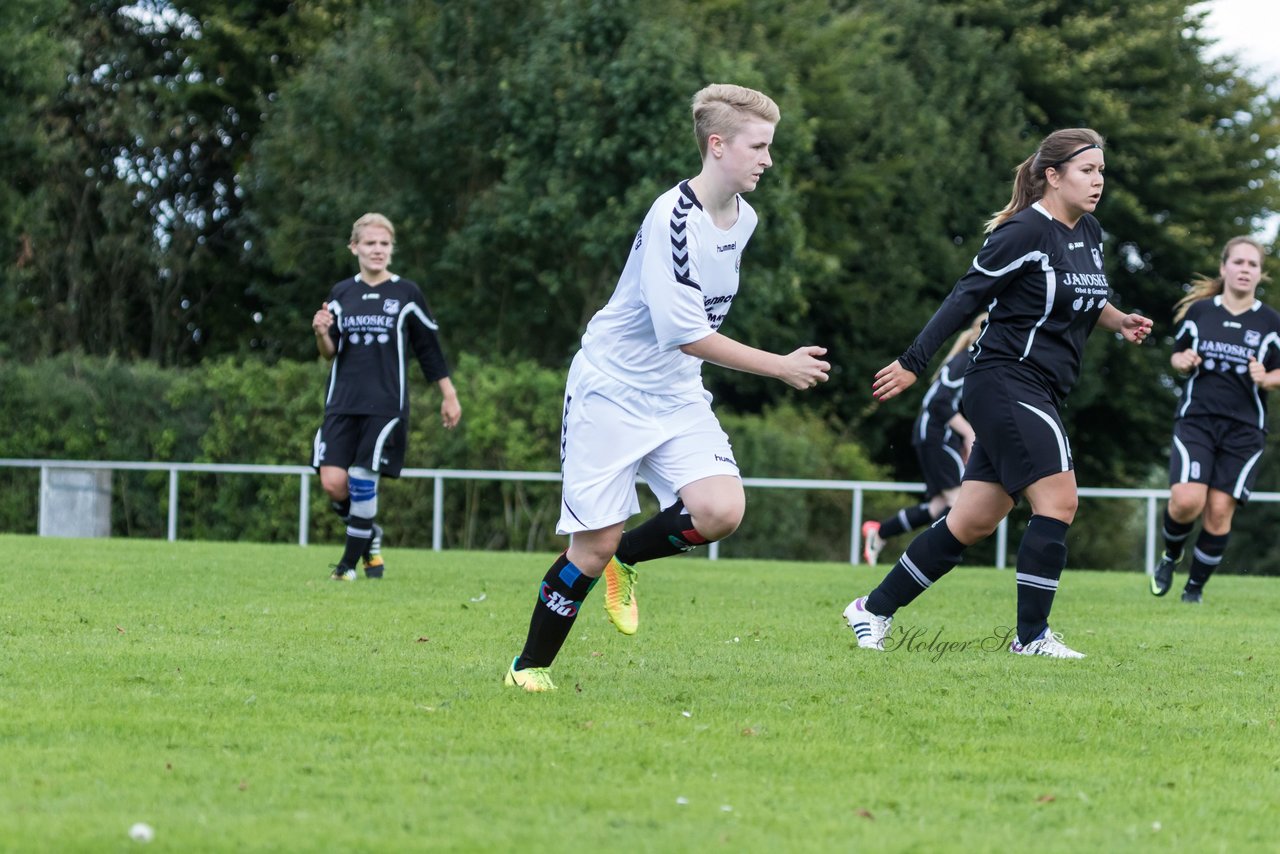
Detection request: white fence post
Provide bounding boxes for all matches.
[167,468,179,542]
[298,472,310,546]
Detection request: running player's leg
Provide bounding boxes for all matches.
[1184,488,1237,601]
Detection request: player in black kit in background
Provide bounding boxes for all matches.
[1149,236,1280,603]
[844,128,1153,659]
[861,313,984,565]
[311,213,461,580]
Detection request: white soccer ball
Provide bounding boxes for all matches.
[128,822,155,843]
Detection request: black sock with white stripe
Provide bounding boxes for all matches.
[864,519,965,617]
[1015,515,1069,646]
[1186,530,1228,593]
[339,515,374,569]
[517,553,598,670]
[1161,509,1194,562]
[878,503,935,540]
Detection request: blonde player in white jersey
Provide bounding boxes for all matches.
[505,83,831,691]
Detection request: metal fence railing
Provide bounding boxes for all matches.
[5,457,1278,572]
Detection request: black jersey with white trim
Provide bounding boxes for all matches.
[913,350,968,446]
[1173,295,1280,430]
[321,274,450,419]
[899,203,1110,402]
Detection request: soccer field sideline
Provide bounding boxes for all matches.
[1,534,1276,852]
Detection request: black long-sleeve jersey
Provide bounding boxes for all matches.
[1173,296,1280,430]
[899,202,1110,404]
[321,275,450,419]
[913,350,968,447]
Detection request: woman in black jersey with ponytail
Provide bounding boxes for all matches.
[1149,237,1280,603]
[843,128,1152,659]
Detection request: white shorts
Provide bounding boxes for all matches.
[557,351,739,535]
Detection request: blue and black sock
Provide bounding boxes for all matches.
[865,518,965,617]
[1015,515,1069,645]
[616,500,709,564]
[516,553,599,669]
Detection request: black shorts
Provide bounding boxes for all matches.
[915,437,966,498]
[961,369,1072,497]
[1169,415,1265,504]
[312,413,408,477]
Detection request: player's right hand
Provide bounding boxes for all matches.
[312,303,334,336]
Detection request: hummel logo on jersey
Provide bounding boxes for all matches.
[714,453,738,468]
[541,586,579,617]
[716,242,737,252]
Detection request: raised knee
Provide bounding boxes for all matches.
[694,506,743,542]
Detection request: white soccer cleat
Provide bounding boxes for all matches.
[843,596,892,651]
[1009,626,1086,659]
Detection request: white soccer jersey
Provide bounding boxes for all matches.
[580,180,758,395]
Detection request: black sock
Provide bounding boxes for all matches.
[865,519,965,617]
[1015,515,1069,645]
[1161,509,1194,562]
[516,553,599,669]
[330,497,351,523]
[339,515,373,568]
[878,503,936,540]
[1186,530,1229,592]
[616,500,709,564]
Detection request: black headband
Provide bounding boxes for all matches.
[1043,143,1101,170]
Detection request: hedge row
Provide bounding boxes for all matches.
[2,354,907,562]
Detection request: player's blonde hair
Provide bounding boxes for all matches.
[1173,236,1269,322]
[691,84,780,159]
[350,212,396,245]
[932,312,987,381]
[985,128,1105,233]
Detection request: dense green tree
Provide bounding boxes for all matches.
[0,1,352,364]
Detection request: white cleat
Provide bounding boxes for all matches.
[1009,626,1085,659]
[843,596,892,651]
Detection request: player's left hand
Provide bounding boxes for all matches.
[1120,312,1153,345]
[1248,357,1267,386]
[872,359,917,402]
[441,397,462,429]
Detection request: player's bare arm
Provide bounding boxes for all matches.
[1097,302,1152,344]
[680,332,829,390]
[313,303,336,359]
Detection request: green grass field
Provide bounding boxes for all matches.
[2,534,1277,852]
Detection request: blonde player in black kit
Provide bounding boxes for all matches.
[844,128,1153,659]
[1150,236,1280,603]
[311,213,461,580]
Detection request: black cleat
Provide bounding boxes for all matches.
[1180,589,1202,604]
[1150,554,1177,597]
